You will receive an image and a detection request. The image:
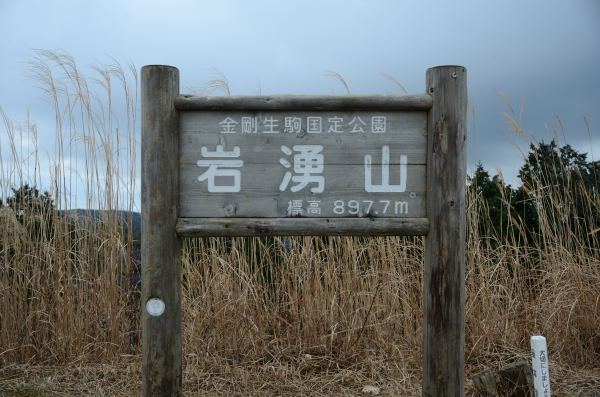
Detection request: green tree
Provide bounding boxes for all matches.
[515,140,599,244]
[470,141,599,246]
[3,184,55,241]
[468,162,515,240]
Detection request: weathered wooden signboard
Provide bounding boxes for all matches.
[180,109,426,217]
[142,65,467,396]
[176,102,431,237]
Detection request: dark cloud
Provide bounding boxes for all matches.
[1,0,598,202]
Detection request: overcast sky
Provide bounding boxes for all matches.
[1,0,598,208]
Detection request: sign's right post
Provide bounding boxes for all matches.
[423,66,467,397]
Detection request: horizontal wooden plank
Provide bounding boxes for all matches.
[180,110,427,165]
[176,217,429,237]
[175,93,433,110]
[180,164,426,218]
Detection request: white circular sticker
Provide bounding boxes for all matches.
[146,298,165,317]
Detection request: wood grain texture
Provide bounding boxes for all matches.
[175,93,433,110]
[179,110,428,164]
[423,66,467,397]
[180,164,426,218]
[176,217,429,237]
[179,109,427,218]
[141,65,182,397]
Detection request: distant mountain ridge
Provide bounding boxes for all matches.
[62,209,141,236]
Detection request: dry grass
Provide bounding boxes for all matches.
[1,359,598,396]
[0,49,140,365]
[0,51,599,395]
[324,70,351,95]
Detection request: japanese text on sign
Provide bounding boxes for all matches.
[179,109,427,218]
[216,115,387,134]
[197,144,407,195]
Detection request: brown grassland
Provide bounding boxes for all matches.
[0,51,598,396]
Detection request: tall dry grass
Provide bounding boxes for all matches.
[0,52,598,389]
[1,49,140,363]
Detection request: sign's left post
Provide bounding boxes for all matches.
[141,65,182,397]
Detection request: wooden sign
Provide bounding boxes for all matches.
[180,109,427,218]
[176,95,434,237]
[141,65,467,396]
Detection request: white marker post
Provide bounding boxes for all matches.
[531,336,551,396]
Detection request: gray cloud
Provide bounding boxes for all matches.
[1,0,598,203]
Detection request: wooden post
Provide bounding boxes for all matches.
[423,66,467,396]
[141,65,182,397]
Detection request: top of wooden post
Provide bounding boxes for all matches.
[427,65,466,70]
[142,64,178,70]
